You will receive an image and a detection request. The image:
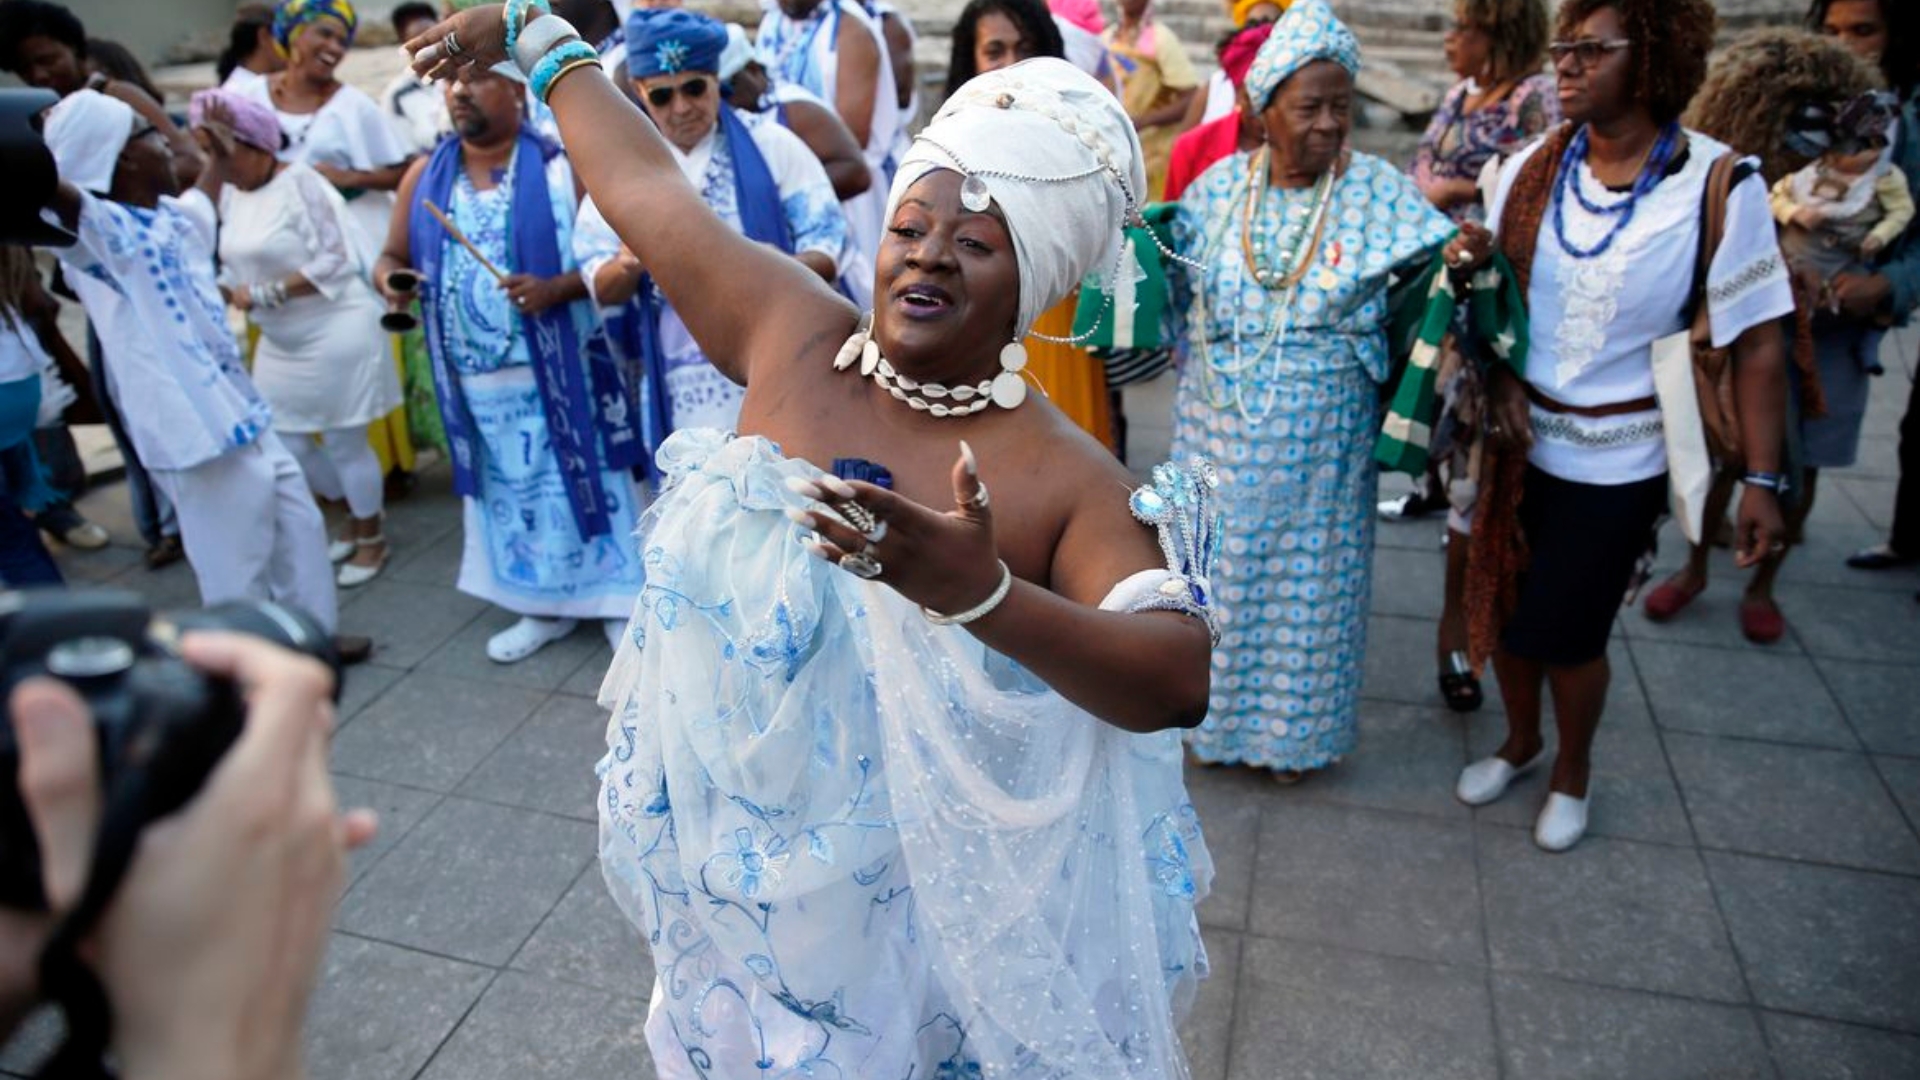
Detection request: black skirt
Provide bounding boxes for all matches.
[1500,465,1668,666]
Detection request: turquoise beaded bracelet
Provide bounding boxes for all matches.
[530,39,599,103]
[504,0,550,56]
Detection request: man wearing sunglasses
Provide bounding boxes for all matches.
[574,10,847,462]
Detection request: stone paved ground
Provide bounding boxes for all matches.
[3,329,1917,1078]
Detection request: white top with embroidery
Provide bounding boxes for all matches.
[1487,130,1794,485]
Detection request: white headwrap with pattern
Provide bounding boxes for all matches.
[1243,0,1361,111]
[886,57,1146,339]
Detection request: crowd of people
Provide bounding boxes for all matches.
[0,0,1915,1076]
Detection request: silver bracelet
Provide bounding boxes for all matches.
[514,13,581,74]
[921,560,1013,626]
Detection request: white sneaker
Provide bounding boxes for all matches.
[1534,792,1590,852]
[1455,749,1549,807]
[486,616,578,663]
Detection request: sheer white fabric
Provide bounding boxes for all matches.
[597,429,1210,1079]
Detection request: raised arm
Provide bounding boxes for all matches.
[102,79,205,187]
[409,6,853,385]
[832,13,881,148]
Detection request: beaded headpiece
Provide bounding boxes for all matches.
[886,58,1147,340]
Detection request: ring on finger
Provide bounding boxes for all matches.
[445,31,464,56]
[861,519,888,546]
[961,482,989,512]
[840,551,883,579]
[834,499,878,536]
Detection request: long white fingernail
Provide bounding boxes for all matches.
[784,476,825,500]
[959,440,978,477]
[804,541,837,560]
[819,475,858,499]
[783,508,814,527]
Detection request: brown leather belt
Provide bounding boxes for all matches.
[1525,384,1659,419]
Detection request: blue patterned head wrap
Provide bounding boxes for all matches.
[272,0,358,51]
[626,9,729,79]
[1242,0,1359,111]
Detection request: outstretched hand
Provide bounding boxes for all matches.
[786,440,1009,619]
[406,4,511,84]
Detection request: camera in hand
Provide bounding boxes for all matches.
[0,589,339,909]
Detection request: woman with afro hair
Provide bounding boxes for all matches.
[1443,0,1795,851]
[1643,29,1886,642]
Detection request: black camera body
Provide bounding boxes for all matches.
[0,589,338,909]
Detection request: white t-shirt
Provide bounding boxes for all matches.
[52,191,272,471]
[1486,131,1795,485]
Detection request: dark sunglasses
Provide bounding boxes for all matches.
[1546,38,1631,69]
[645,77,711,108]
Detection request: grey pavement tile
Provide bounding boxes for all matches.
[105,555,207,613]
[1369,545,1446,619]
[1479,828,1747,1003]
[417,606,610,692]
[329,774,443,885]
[1665,734,1920,874]
[1297,700,1470,821]
[1181,931,1239,1080]
[1851,433,1900,481]
[512,866,655,996]
[1184,765,1266,931]
[1362,615,1505,713]
[1879,756,1920,831]
[561,643,615,698]
[416,971,654,1080]
[304,934,493,1080]
[1251,801,1483,966]
[1707,851,1920,1031]
[1227,937,1497,1080]
[383,520,465,588]
[376,468,463,553]
[1816,658,1920,756]
[330,671,549,792]
[1775,524,1919,593]
[1619,568,1807,654]
[459,693,610,821]
[1633,640,1856,749]
[1493,974,1772,1080]
[1830,476,1900,534]
[50,539,145,584]
[338,796,595,966]
[1466,719,1692,847]
[1374,511,1450,552]
[336,662,407,725]
[1763,1012,1920,1080]
[335,578,487,669]
[1771,583,1920,664]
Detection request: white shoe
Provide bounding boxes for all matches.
[1455,749,1549,807]
[1534,792,1590,853]
[602,618,626,650]
[328,539,355,563]
[335,535,388,588]
[486,616,577,663]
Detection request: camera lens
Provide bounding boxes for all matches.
[45,636,137,679]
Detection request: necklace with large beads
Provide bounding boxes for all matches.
[832,317,1031,417]
[1550,122,1681,260]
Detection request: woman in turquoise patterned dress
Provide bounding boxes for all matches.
[1171,0,1454,777]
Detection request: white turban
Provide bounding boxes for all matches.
[886,57,1146,339]
[44,89,137,196]
[719,23,754,82]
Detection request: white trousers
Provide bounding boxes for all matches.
[149,433,339,632]
[285,424,385,520]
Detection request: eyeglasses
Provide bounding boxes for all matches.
[1547,38,1631,69]
[645,77,710,108]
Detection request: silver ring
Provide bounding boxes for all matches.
[840,551,883,579]
[861,519,888,546]
[834,499,878,536]
[444,31,464,57]
[962,482,989,512]
[515,296,527,307]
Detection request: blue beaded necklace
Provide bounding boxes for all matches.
[1550,121,1681,259]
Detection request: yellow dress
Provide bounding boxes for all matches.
[1024,295,1113,450]
[1104,20,1200,202]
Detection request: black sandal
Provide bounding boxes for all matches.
[1439,650,1483,713]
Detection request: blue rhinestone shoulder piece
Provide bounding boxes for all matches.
[1126,457,1223,642]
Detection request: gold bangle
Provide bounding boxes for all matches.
[540,57,601,104]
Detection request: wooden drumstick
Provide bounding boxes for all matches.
[422,199,509,283]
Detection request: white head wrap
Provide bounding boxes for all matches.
[44,90,137,196]
[718,23,754,82]
[886,57,1146,339]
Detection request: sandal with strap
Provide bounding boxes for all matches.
[1643,576,1705,622]
[337,535,389,588]
[1438,650,1483,713]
